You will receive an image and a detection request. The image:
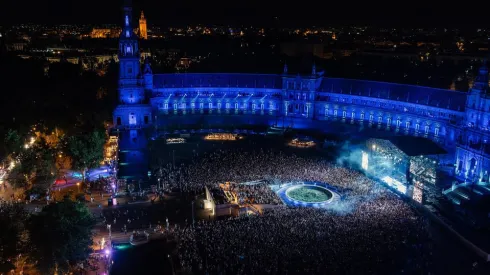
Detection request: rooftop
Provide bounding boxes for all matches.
[387,136,447,156]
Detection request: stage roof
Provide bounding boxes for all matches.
[386,136,447,156]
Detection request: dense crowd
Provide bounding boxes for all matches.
[223,182,282,205]
[178,197,432,274]
[160,148,376,196]
[161,149,434,274]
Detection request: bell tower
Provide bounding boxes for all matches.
[139,11,148,40]
[119,0,140,82]
[113,0,152,129]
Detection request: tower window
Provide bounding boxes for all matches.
[126,31,130,38]
[125,16,129,26]
[126,46,131,54]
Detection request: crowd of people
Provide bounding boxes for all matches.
[101,207,152,234]
[160,148,377,196]
[178,197,432,274]
[157,148,435,274]
[220,182,282,205]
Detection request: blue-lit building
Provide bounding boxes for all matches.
[114,1,490,183]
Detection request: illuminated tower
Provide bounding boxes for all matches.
[113,0,152,130]
[119,0,140,82]
[139,11,148,40]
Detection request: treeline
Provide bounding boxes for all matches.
[0,198,95,274]
[0,53,118,157]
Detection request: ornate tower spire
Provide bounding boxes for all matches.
[312,62,316,76]
[139,11,148,40]
[283,63,288,74]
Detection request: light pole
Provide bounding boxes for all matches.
[191,201,195,227]
[107,224,112,243]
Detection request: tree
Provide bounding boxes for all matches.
[4,129,23,157]
[9,137,56,188]
[27,197,95,274]
[66,130,106,181]
[0,203,29,273]
[9,149,36,189]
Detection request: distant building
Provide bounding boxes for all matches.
[6,39,28,52]
[90,28,122,39]
[113,0,490,185]
[176,57,191,70]
[139,11,147,40]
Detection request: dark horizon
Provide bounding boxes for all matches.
[1,0,488,28]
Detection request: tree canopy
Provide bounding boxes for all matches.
[27,197,95,274]
[67,130,106,177]
[9,137,56,188]
[0,203,29,273]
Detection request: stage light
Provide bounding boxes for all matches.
[361,151,369,170]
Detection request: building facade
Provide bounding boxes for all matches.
[113,1,490,183]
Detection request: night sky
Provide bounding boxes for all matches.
[0,0,486,27]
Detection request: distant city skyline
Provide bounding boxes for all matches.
[1,0,488,27]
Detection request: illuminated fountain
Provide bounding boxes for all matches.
[275,182,339,208]
[166,138,186,144]
[288,137,315,148]
[204,133,242,141]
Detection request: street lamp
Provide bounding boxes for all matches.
[107,224,112,240]
[191,201,195,227]
[76,182,80,192]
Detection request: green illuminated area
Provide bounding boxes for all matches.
[286,185,332,203]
